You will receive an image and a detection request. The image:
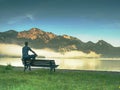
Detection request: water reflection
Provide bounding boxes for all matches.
[0,58,23,66]
[56,59,101,70]
[0,58,120,71]
[97,60,120,71]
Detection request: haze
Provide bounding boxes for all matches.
[0,43,100,58]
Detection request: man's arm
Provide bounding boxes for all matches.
[29,47,37,55]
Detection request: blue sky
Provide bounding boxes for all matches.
[0,0,120,47]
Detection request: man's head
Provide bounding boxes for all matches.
[25,42,28,46]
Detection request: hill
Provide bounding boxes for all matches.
[0,28,120,57]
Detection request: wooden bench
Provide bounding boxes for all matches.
[24,59,59,72]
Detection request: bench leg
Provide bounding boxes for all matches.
[54,68,55,72]
[50,67,52,72]
[50,67,55,72]
[24,63,31,72]
[28,64,31,71]
[24,66,27,72]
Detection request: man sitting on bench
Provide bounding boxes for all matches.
[22,42,37,71]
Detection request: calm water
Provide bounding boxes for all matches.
[0,58,120,72]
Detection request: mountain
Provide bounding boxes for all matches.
[0,28,120,58]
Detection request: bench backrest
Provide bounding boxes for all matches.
[31,60,56,67]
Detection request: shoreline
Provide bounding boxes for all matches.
[11,66,120,74]
[1,64,120,73]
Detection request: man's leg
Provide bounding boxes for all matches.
[24,60,27,72]
[27,56,34,71]
[26,60,31,71]
[23,57,30,71]
[27,54,37,71]
[29,54,37,60]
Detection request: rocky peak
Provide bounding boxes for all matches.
[62,35,71,39]
[29,28,44,34]
[17,28,57,41]
[4,30,18,34]
[86,41,95,45]
[0,30,18,37]
[62,34,78,40]
[96,40,113,47]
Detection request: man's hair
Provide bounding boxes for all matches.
[25,42,28,46]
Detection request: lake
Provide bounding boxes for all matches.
[0,58,120,72]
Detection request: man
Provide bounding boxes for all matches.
[22,42,37,71]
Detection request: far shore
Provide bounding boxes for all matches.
[1,56,120,59]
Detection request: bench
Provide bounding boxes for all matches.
[24,59,59,72]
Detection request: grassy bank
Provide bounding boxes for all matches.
[0,65,120,90]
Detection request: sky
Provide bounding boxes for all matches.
[0,0,120,47]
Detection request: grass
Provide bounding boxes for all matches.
[0,65,120,90]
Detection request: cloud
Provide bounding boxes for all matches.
[26,14,34,21]
[7,14,34,25]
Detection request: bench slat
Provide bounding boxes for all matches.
[30,60,59,69]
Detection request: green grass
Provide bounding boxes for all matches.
[0,65,120,90]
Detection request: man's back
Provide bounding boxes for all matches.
[22,46,30,58]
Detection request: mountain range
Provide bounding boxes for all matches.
[0,28,120,58]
